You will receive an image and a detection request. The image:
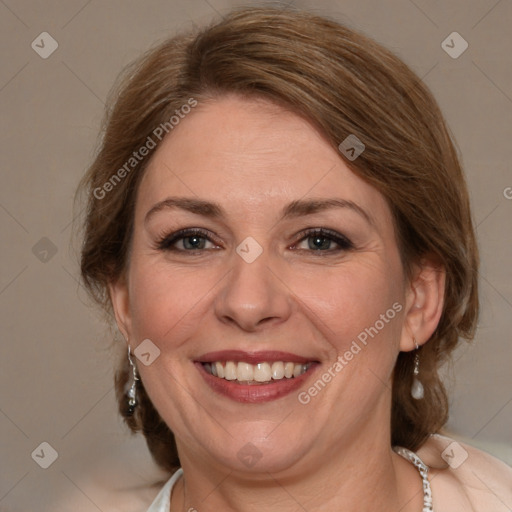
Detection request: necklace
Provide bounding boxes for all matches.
[171,449,432,512]
[393,446,433,512]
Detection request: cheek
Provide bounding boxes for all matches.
[127,258,212,345]
[292,260,405,358]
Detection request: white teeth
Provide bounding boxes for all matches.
[293,364,304,378]
[254,362,272,382]
[271,361,285,379]
[215,361,224,378]
[237,362,254,381]
[204,360,311,383]
[224,361,237,380]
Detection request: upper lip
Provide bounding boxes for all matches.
[195,350,317,364]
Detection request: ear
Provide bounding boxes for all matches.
[108,275,133,342]
[400,256,446,351]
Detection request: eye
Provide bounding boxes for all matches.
[154,227,353,254]
[155,228,220,252]
[293,228,354,253]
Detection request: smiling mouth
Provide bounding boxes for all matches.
[201,361,313,385]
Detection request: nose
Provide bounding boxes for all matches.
[213,247,293,332]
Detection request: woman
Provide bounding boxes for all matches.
[78,6,512,511]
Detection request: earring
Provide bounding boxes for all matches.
[411,340,424,400]
[126,345,140,416]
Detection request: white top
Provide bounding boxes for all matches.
[145,434,512,512]
[146,468,183,512]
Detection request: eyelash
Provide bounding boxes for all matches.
[154,227,354,255]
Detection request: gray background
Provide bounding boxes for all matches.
[1,0,511,510]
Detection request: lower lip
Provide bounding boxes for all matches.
[195,362,319,403]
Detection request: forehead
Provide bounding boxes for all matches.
[136,96,389,222]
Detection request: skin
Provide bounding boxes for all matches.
[110,95,445,512]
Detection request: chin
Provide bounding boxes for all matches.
[202,424,316,476]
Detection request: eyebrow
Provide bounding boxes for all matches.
[144,196,374,226]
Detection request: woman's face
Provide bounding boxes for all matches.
[111,95,425,475]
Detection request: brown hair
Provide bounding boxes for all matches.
[77,6,479,474]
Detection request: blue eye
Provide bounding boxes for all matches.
[155,227,354,254]
[294,228,353,252]
[156,228,219,251]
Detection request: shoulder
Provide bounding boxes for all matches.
[416,433,512,511]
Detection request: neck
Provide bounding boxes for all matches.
[170,419,424,512]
